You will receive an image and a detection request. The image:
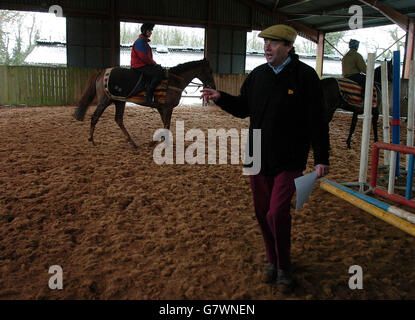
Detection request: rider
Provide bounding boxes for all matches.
[131,23,164,104]
[342,39,367,97]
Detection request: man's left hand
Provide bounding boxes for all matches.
[316,164,329,178]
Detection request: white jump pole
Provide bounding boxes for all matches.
[359,53,376,192]
[406,60,415,170]
[381,61,391,166]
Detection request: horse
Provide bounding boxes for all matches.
[73,59,216,148]
[321,60,393,149]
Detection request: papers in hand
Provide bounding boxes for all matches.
[294,171,318,211]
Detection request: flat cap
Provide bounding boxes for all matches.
[258,24,297,42]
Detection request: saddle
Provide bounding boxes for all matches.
[103,67,170,104]
[336,78,378,109]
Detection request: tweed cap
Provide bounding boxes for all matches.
[258,24,297,42]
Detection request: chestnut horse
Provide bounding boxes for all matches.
[73,59,216,148]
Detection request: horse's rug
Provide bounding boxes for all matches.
[336,78,378,109]
[103,67,168,104]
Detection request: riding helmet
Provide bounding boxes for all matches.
[141,23,155,35]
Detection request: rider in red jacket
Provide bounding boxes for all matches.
[131,23,164,104]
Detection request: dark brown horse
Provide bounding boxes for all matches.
[321,60,393,149]
[73,59,216,148]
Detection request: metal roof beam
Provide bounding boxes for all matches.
[233,0,319,42]
[359,0,409,30]
[277,0,313,11]
[285,12,384,19]
[279,1,361,15]
[272,0,280,12]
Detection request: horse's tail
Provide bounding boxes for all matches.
[73,71,102,121]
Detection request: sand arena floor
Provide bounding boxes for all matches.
[1,105,415,300]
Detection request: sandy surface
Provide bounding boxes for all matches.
[1,105,415,300]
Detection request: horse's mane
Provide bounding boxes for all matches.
[169,59,206,74]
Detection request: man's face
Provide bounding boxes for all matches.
[263,38,293,67]
[146,29,153,37]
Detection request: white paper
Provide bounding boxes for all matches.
[294,171,318,210]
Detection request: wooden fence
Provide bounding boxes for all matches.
[0,66,98,106]
[0,65,247,106]
[213,73,247,96]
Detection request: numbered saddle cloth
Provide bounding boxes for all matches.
[336,77,378,109]
[103,67,169,104]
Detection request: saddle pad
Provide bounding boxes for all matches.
[104,67,143,98]
[104,68,169,104]
[336,78,377,109]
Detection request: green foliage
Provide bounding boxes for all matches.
[324,31,345,55]
[0,10,39,65]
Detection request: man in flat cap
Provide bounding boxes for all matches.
[201,24,330,294]
[342,39,367,97]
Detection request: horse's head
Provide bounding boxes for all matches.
[374,59,393,83]
[197,59,216,90]
[386,59,393,82]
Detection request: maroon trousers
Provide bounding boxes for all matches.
[250,171,302,271]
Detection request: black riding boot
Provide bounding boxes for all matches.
[146,78,161,104]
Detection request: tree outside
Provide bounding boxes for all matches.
[121,23,204,47]
[364,27,405,60]
[0,10,408,66]
[0,10,40,65]
[247,31,263,51]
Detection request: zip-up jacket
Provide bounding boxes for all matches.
[131,34,156,68]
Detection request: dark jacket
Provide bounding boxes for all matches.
[215,54,330,176]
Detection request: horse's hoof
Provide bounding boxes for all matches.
[88,138,96,146]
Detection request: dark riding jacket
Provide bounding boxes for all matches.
[215,54,330,176]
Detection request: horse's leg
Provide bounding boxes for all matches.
[149,107,174,147]
[346,112,359,149]
[114,101,137,149]
[89,96,111,146]
[372,107,379,143]
[162,107,173,130]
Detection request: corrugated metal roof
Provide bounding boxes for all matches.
[1,0,414,33]
[270,0,415,32]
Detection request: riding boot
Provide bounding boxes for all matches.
[145,90,154,104]
[146,78,160,104]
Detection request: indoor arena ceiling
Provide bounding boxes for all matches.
[0,0,414,34]
[252,0,415,32]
